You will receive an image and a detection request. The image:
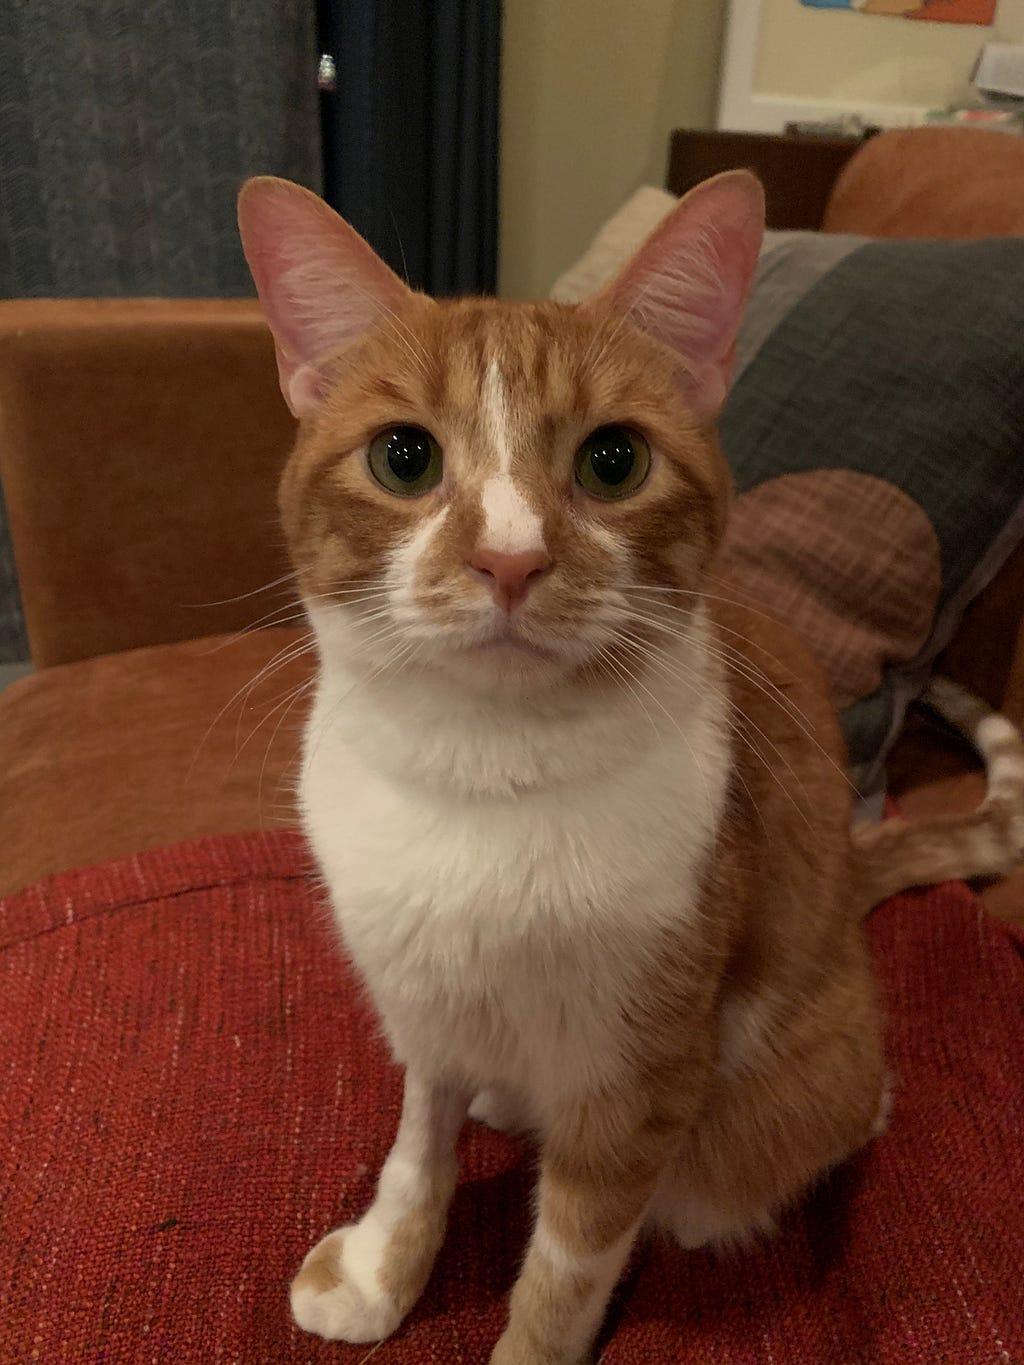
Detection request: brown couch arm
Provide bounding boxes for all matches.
[0,299,297,667]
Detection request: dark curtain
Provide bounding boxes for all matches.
[317,0,501,296]
[0,0,321,299]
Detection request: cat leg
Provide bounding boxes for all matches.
[291,1072,467,1342]
[469,1086,532,1133]
[649,1182,777,1251]
[489,1095,678,1365]
[652,988,886,1252]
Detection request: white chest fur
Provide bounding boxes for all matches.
[299,616,730,1114]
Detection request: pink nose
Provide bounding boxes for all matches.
[465,547,552,611]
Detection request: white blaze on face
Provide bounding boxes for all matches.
[479,359,545,555]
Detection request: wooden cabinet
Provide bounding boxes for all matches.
[667,129,869,231]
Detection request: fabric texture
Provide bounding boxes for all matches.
[0,0,320,299]
[318,0,501,295]
[2,830,1022,1362]
[0,627,310,898]
[0,299,298,667]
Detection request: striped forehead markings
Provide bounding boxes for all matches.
[482,356,513,475]
[479,358,545,555]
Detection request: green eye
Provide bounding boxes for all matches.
[368,426,443,496]
[574,426,650,500]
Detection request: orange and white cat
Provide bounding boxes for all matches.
[238,172,1024,1365]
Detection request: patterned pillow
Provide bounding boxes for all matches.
[553,200,1024,798]
[721,232,1024,795]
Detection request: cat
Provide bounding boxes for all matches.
[237,171,1024,1365]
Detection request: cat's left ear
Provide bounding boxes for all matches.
[238,177,418,419]
[585,171,764,422]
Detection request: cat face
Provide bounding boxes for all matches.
[275,297,731,690]
[239,175,763,693]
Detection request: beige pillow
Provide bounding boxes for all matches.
[549,186,676,303]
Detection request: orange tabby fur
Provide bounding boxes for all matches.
[239,172,1024,1365]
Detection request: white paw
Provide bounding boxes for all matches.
[290,1227,403,1343]
[469,1087,529,1134]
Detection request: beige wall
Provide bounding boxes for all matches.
[499,0,728,299]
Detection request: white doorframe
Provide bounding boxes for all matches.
[716,0,931,132]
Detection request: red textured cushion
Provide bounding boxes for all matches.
[2,831,1022,1362]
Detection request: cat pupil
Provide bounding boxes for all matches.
[590,429,634,485]
[386,427,431,482]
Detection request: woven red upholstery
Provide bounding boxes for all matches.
[2,831,1022,1362]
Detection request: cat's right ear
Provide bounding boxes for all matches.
[583,171,764,422]
[238,177,417,419]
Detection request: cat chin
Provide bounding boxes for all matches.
[431,640,577,696]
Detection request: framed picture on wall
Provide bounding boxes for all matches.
[718,0,996,133]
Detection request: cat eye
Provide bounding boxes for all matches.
[574,426,651,500]
[368,425,443,496]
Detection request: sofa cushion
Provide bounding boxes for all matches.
[3,830,1022,1362]
[0,625,312,896]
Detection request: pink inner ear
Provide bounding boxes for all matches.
[588,172,765,422]
[238,177,415,419]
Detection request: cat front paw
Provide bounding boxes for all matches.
[290,1227,404,1343]
[489,1331,588,1365]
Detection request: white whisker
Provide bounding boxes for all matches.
[299,629,426,777]
[180,570,297,609]
[619,603,853,795]
[187,632,317,782]
[256,678,318,823]
[612,628,792,840]
[200,605,308,653]
[231,636,320,754]
[230,675,313,778]
[598,641,717,828]
[592,646,661,742]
